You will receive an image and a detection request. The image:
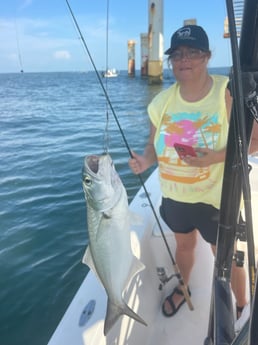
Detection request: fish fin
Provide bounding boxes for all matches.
[123,255,145,290]
[82,247,106,288]
[82,246,99,277]
[82,246,93,267]
[104,298,147,336]
[82,247,106,290]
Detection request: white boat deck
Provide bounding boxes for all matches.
[47,156,258,345]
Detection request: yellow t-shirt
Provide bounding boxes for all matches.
[148,75,229,209]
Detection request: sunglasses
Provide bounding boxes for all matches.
[170,48,207,61]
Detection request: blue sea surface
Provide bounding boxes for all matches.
[0,67,229,345]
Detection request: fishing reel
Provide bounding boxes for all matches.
[234,216,246,267]
[236,220,247,242]
[156,267,174,290]
[228,71,258,123]
[233,250,245,267]
[244,72,258,123]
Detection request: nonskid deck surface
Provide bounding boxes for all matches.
[144,230,214,345]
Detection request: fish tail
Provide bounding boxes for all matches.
[104,299,147,336]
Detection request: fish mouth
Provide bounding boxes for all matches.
[82,154,122,211]
[86,155,100,174]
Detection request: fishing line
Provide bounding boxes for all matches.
[65,0,130,154]
[103,0,110,154]
[65,0,193,308]
[14,18,24,73]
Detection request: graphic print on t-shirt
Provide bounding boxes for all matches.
[156,111,221,184]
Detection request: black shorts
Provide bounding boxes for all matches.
[159,197,220,245]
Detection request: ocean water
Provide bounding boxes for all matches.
[0,67,229,345]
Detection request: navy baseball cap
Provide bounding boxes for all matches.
[165,25,209,55]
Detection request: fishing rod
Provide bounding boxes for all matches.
[65,0,193,309]
[205,0,258,343]
[249,267,258,345]
[238,1,257,303]
[239,1,258,343]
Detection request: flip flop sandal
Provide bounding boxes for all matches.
[162,286,191,317]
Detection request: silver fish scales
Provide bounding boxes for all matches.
[82,154,146,335]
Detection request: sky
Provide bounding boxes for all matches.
[0,0,234,73]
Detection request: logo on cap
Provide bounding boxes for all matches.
[177,27,192,39]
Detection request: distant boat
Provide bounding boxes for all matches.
[102,68,118,78]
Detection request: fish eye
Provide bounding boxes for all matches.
[83,175,92,185]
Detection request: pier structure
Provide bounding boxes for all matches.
[184,18,197,26]
[127,40,136,76]
[147,0,164,84]
[140,33,148,76]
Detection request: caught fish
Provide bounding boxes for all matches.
[82,154,146,335]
